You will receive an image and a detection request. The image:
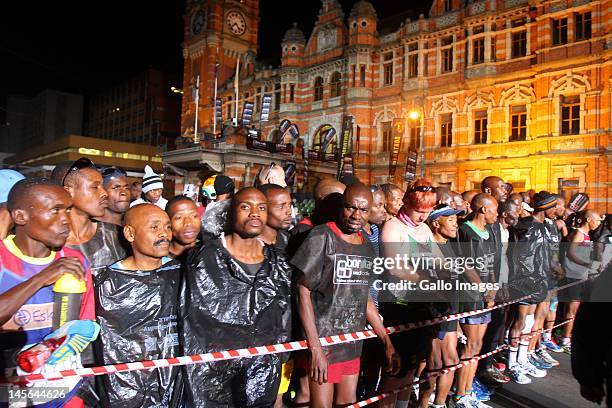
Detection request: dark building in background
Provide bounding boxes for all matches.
[0,90,83,154]
[84,68,182,150]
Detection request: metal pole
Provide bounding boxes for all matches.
[213,48,219,135]
[194,75,200,143]
[420,116,425,177]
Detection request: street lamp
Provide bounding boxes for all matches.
[409,110,425,177]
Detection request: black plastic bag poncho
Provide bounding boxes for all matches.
[508,216,550,303]
[94,259,182,408]
[290,222,375,365]
[181,238,292,407]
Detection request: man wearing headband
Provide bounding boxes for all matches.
[98,166,130,226]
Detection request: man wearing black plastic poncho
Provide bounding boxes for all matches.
[181,187,292,407]
[95,204,182,408]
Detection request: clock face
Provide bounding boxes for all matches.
[191,10,206,35]
[226,10,246,36]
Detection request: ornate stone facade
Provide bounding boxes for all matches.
[168,0,610,212]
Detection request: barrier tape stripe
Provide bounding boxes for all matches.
[347,319,574,408]
[0,278,588,385]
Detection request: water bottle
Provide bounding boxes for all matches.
[17,337,66,373]
[52,274,86,329]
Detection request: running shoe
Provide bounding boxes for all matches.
[480,366,511,384]
[536,349,559,366]
[542,338,563,353]
[521,361,547,378]
[472,379,491,401]
[562,343,572,354]
[507,365,532,384]
[529,353,553,370]
[453,395,475,408]
[428,404,447,408]
[473,396,493,408]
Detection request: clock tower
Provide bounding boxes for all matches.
[181,0,259,137]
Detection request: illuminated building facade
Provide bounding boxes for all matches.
[168,0,610,212]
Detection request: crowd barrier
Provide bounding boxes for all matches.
[0,277,589,386]
[349,319,573,407]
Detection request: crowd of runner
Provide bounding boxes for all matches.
[0,159,609,408]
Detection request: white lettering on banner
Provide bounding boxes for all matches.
[333,254,372,285]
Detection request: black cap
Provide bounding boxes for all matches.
[533,191,557,211]
[214,175,235,196]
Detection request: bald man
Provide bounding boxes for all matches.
[95,204,181,407]
[482,176,507,204]
[462,190,479,217]
[292,184,399,407]
[454,193,498,405]
[182,188,292,407]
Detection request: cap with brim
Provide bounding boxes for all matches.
[0,169,25,203]
[428,206,465,221]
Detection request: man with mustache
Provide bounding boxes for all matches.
[181,188,292,407]
[0,178,95,407]
[51,158,127,277]
[166,195,201,260]
[95,204,181,407]
[97,166,130,226]
[292,183,399,407]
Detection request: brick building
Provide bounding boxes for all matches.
[166,0,610,212]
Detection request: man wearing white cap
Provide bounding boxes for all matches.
[130,165,168,210]
[0,169,25,240]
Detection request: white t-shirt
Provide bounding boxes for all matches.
[498,223,510,284]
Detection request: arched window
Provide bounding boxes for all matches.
[330,71,341,98]
[312,124,337,155]
[313,76,324,101]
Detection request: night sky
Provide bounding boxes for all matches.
[0,0,430,98]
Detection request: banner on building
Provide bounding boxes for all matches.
[260,93,272,122]
[404,150,418,182]
[338,116,354,178]
[389,118,404,178]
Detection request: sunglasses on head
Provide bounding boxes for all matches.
[62,157,95,186]
[101,166,127,178]
[370,184,382,193]
[410,185,434,193]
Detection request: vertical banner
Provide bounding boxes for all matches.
[404,150,418,182]
[319,127,337,160]
[354,125,360,176]
[389,118,404,179]
[338,116,354,178]
[214,98,223,131]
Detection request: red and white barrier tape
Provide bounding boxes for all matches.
[348,319,573,407]
[0,278,587,385]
